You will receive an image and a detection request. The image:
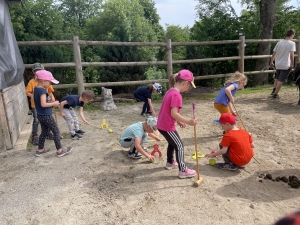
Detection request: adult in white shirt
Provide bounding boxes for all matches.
[270,29,296,99]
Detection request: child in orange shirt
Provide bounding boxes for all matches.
[26,63,55,145]
[205,113,255,171]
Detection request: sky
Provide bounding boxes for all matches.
[153,0,299,28]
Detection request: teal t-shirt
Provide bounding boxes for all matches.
[119,122,146,142]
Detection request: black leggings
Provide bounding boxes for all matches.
[158,129,186,172]
[37,115,62,150]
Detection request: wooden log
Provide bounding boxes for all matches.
[238,35,245,73]
[72,36,84,95]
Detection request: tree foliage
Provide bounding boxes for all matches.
[7,0,300,93]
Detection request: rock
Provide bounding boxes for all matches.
[280,176,288,183]
[290,181,300,188]
[250,204,255,209]
[266,174,272,180]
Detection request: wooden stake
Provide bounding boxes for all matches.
[192,103,204,187]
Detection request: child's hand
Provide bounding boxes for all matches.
[60,112,66,117]
[177,121,186,128]
[152,112,156,117]
[205,153,213,158]
[82,119,89,124]
[188,118,197,126]
[53,101,60,107]
[232,111,237,116]
[155,137,161,142]
[147,154,154,161]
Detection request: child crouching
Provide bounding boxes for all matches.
[205,113,255,171]
[119,117,160,160]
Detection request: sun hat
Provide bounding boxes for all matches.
[177,69,196,88]
[218,113,236,125]
[146,116,157,130]
[152,83,162,94]
[35,70,59,84]
[32,63,44,71]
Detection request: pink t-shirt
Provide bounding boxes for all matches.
[157,88,182,131]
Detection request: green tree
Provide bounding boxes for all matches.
[189,10,240,86]
[196,0,293,85]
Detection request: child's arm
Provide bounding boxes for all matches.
[225,84,236,114]
[40,94,59,108]
[205,146,228,158]
[147,98,156,116]
[59,100,67,117]
[25,81,34,98]
[148,132,161,142]
[78,107,88,124]
[171,107,197,126]
[134,138,154,160]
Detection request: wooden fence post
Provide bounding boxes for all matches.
[166,39,173,80]
[72,36,85,95]
[238,34,245,73]
[297,36,300,64]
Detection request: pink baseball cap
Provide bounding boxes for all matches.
[35,70,59,84]
[177,69,196,88]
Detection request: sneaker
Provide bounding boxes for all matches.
[218,163,237,171]
[165,160,178,170]
[272,94,280,99]
[178,167,197,179]
[57,146,72,158]
[46,132,54,140]
[71,133,82,140]
[141,113,147,117]
[75,129,85,135]
[35,148,50,157]
[32,136,39,146]
[128,151,142,159]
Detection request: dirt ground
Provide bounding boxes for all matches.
[1,87,300,225]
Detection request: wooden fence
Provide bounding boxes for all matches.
[18,36,300,94]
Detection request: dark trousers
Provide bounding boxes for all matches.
[158,129,186,172]
[31,108,39,137]
[219,144,233,164]
[38,115,62,150]
[134,93,150,114]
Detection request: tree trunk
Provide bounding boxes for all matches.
[254,0,276,85]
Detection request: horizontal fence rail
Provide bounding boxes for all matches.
[18,36,300,93]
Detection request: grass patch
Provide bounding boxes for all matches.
[84,103,99,112]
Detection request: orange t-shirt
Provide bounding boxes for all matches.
[25,78,54,108]
[220,129,254,166]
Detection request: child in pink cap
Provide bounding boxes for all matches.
[33,70,72,158]
[157,69,197,179]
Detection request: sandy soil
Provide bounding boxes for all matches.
[1,87,300,225]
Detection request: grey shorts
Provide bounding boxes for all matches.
[276,69,291,82]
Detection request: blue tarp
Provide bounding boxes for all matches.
[0,0,24,90]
